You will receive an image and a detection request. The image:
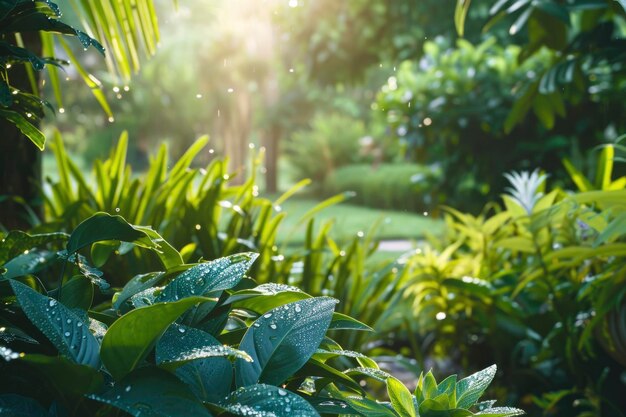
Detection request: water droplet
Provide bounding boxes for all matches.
[178,327,186,333]
[64,332,70,337]
[125,385,131,392]
[263,313,272,319]
[269,323,277,330]
[278,388,287,396]
[77,322,83,327]
[66,319,72,324]
[295,305,302,313]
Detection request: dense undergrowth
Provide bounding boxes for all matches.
[1,133,625,416]
[0,212,522,416]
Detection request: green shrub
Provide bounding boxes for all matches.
[37,132,414,353]
[0,213,523,417]
[399,154,626,416]
[324,163,441,212]
[375,36,614,211]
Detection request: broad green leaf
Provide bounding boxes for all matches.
[155,324,234,402]
[112,271,165,310]
[0,231,67,265]
[456,365,497,409]
[10,280,99,368]
[1,250,56,280]
[235,297,337,387]
[100,296,211,380]
[495,236,535,253]
[58,276,93,310]
[66,212,157,255]
[19,354,103,397]
[156,253,258,302]
[88,367,212,417]
[156,323,251,369]
[437,374,457,405]
[419,408,473,417]
[229,283,310,311]
[388,377,417,417]
[0,394,48,417]
[221,384,320,417]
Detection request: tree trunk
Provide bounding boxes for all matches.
[0,33,42,231]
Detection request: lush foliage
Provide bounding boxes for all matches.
[39,132,415,352]
[398,153,626,416]
[0,0,103,149]
[376,36,623,210]
[457,0,626,131]
[0,212,523,417]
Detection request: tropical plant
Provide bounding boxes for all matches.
[0,212,524,417]
[455,0,626,132]
[37,132,414,353]
[400,163,626,416]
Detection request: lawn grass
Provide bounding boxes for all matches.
[272,197,444,246]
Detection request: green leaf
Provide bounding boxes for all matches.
[0,231,67,265]
[156,324,234,403]
[329,312,374,331]
[19,353,103,397]
[594,212,626,247]
[112,271,165,310]
[455,0,472,37]
[156,323,251,369]
[229,283,311,311]
[0,394,48,417]
[100,296,211,380]
[344,396,397,417]
[221,384,320,417]
[0,108,45,150]
[456,365,497,409]
[88,367,212,417]
[235,297,337,387]
[66,212,157,255]
[156,253,258,302]
[10,280,100,368]
[1,250,56,280]
[58,276,93,310]
[388,377,417,417]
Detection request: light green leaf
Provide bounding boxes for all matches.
[456,365,497,409]
[100,296,211,380]
[388,377,417,417]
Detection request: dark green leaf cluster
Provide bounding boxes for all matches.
[0,212,522,416]
[0,0,103,149]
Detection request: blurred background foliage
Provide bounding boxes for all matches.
[1,0,625,415]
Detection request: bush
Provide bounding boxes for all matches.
[376,36,616,211]
[324,163,441,212]
[0,214,523,417]
[399,158,626,416]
